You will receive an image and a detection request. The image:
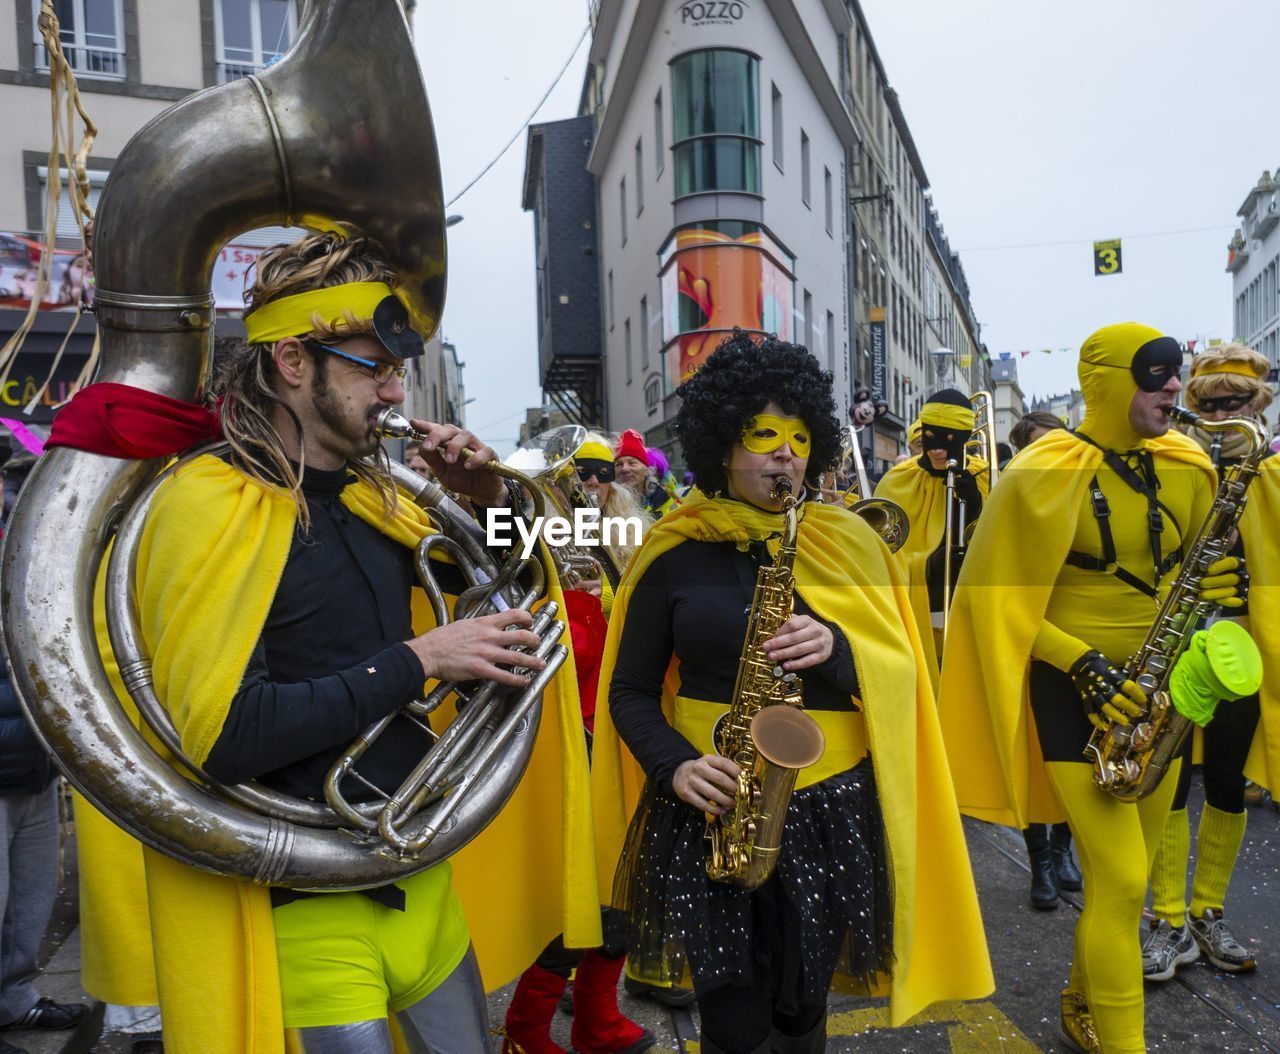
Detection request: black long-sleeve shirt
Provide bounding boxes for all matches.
[204,465,438,799]
[609,537,859,793]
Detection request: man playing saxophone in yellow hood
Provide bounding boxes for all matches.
[938,322,1253,1054]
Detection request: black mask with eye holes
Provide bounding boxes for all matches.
[919,425,971,468]
[1129,336,1183,393]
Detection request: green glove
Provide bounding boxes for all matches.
[1169,621,1263,728]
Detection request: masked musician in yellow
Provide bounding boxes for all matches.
[939,322,1254,1054]
[82,230,599,1054]
[592,333,992,1054]
[874,388,989,677]
[1143,343,1276,981]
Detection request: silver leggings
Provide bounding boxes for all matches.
[288,945,492,1054]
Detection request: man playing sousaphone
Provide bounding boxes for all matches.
[87,229,598,1052]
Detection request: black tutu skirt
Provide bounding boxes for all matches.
[613,755,893,1012]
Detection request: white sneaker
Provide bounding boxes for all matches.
[1141,917,1199,981]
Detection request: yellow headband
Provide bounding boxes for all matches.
[908,417,922,443]
[577,440,614,462]
[742,413,812,458]
[919,401,976,431]
[244,281,397,344]
[1191,359,1266,381]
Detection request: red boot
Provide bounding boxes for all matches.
[570,951,656,1054]
[503,963,570,1054]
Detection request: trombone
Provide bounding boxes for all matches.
[834,426,910,553]
[941,390,996,642]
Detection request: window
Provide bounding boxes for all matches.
[36,0,125,79]
[608,270,615,330]
[620,177,628,246]
[824,167,832,235]
[800,131,810,207]
[39,165,108,238]
[640,296,649,369]
[625,318,633,384]
[214,0,294,83]
[803,289,813,352]
[654,90,665,175]
[771,84,783,170]
[635,140,644,215]
[826,311,836,372]
[671,49,761,198]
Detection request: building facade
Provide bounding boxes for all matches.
[1228,168,1279,367]
[584,0,858,461]
[989,356,1024,444]
[525,0,985,475]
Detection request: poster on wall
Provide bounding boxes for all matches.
[658,224,795,391]
[0,233,93,310]
[1,232,265,313]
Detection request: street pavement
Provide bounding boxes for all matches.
[13,772,1279,1052]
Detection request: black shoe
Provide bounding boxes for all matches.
[1029,845,1059,910]
[622,975,697,1008]
[2,998,87,1031]
[1050,824,1082,892]
[559,981,575,1016]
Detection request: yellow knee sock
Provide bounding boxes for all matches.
[1190,805,1247,917]
[1150,808,1190,926]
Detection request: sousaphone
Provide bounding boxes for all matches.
[0,0,543,890]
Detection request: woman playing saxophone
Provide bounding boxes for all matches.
[589,332,992,1054]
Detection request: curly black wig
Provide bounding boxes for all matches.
[675,330,841,497]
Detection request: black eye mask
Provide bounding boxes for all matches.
[1130,336,1183,393]
[576,458,616,483]
[920,427,971,465]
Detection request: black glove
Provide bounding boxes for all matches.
[1068,650,1147,732]
[925,540,965,613]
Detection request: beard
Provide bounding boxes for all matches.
[310,371,383,460]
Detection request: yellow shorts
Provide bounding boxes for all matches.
[273,863,470,1029]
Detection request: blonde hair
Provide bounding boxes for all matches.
[582,431,652,571]
[1186,343,1273,416]
[216,228,399,529]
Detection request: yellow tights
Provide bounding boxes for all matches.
[1045,760,1180,1054]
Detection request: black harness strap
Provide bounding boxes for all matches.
[1066,432,1183,599]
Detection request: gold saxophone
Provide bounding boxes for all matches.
[1085,409,1267,801]
[706,478,826,890]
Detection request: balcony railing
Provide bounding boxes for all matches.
[218,60,261,83]
[35,40,126,80]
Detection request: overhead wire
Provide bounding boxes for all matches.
[444,23,591,209]
[957,223,1233,254]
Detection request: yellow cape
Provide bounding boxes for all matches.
[1239,455,1280,793]
[937,428,1215,827]
[590,495,993,1026]
[90,455,600,1053]
[873,455,990,681]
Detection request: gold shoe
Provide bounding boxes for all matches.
[1060,987,1101,1053]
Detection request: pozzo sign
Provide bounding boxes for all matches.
[679,0,747,27]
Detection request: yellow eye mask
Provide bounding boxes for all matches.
[742,414,812,458]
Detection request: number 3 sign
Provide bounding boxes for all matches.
[1093,238,1123,276]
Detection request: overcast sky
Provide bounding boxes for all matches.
[416,1,1279,451]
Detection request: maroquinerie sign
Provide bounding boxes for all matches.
[679,0,748,27]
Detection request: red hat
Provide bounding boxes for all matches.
[615,429,648,463]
